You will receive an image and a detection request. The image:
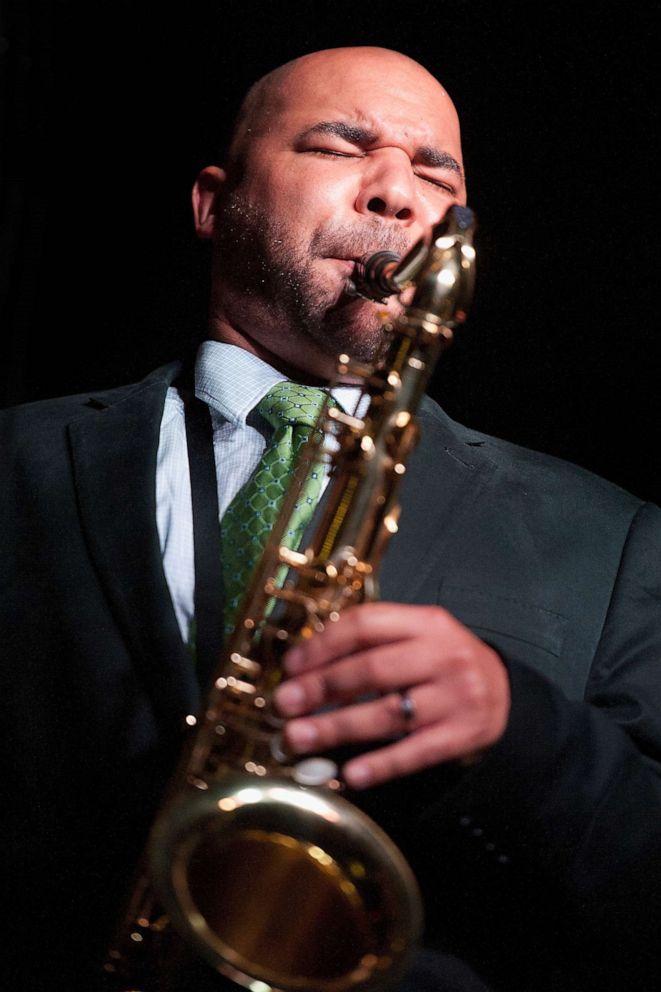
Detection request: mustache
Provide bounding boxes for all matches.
[310,220,410,262]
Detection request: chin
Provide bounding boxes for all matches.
[319,306,391,364]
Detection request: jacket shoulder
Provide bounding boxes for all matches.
[419,394,648,521]
[0,362,181,439]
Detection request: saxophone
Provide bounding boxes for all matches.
[103,204,477,992]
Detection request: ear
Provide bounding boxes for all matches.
[192,166,227,239]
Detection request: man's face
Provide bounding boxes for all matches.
[207,49,466,377]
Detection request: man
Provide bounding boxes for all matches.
[190,46,509,786]
[2,47,660,992]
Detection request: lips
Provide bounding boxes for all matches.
[329,257,357,267]
[325,255,409,310]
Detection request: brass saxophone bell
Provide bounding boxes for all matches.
[149,774,423,992]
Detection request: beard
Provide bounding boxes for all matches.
[212,189,410,363]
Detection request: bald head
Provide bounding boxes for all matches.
[227,47,459,172]
[195,44,466,378]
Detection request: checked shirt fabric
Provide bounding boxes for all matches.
[221,382,333,636]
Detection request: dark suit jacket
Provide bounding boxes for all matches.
[2,362,661,992]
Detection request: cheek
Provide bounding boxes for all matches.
[268,162,358,218]
[418,190,461,225]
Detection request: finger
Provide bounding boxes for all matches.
[342,720,489,790]
[284,603,459,673]
[284,680,450,754]
[275,640,455,717]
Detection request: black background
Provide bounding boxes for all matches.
[2,0,660,503]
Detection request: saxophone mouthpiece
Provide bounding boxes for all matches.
[345,251,402,303]
[346,206,477,303]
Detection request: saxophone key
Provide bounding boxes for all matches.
[326,407,366,432]
[293,756,339,786]
[229,651,262,676]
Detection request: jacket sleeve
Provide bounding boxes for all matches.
[402,500,661,990]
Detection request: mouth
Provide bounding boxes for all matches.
[323,255,413,313]
[326,256,391,301]
[326,257,357,277]
[325,258,374,303]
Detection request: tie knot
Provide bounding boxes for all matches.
[257,382,330,431]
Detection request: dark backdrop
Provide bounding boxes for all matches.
[2,0,660,503]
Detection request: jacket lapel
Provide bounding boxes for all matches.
[67,364,201,728]
[380,401,496,604]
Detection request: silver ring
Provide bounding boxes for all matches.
[398,689,416,725]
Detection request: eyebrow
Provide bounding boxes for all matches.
[296,120,464,180]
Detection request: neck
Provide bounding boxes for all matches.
[206,317,342,386]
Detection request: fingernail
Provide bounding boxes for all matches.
[344,762,372,789]
[275,681,306,714]
[287,719,319,750]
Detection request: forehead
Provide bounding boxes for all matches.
[265,54,461,155]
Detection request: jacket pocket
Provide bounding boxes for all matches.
[438,582,569,679]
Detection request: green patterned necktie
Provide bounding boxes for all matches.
[221,382,332,637]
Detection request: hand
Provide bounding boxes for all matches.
[274,602,511,789]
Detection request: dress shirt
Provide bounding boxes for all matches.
[156,340,362,643]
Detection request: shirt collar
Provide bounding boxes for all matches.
[194,340,364,423]
[195,341,287,426]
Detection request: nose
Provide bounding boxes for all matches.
[355,149,418,225]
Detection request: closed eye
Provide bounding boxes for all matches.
[308,147,361,158]
[306,146,457,192]
[416,173,456,194]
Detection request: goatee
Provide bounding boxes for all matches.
[212,190,409,362]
